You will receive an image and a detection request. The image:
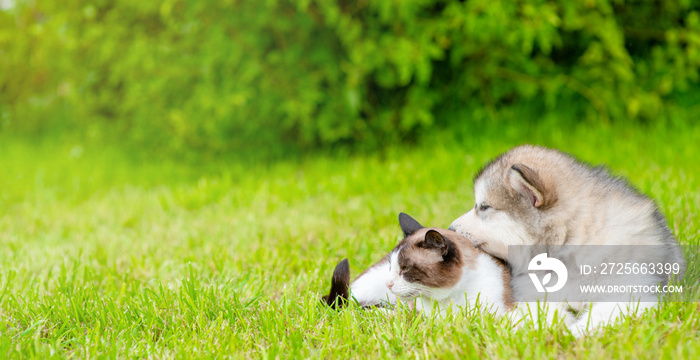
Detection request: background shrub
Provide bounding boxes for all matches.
[1,0,698,154]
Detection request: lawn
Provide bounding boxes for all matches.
[1,117,698,358]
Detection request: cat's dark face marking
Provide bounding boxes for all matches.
[395,213,464,287]
[388,213,479,299]
[391,228,471,289]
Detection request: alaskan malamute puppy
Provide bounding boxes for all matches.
[449,145,685,336]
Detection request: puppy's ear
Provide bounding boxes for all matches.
[399,213,423,237]
[322,259,350,309]
[418,230,449,256]
[510,164,551,208]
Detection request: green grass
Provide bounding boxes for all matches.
[1,117,699,358]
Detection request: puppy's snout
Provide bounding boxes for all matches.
[449,219,462,232]
[450,221,475,240]
[386,280,394,289]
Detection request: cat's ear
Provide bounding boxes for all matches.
[399,213,423,237]
[419,230,449,256]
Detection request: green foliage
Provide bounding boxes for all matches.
[1,0,699,153]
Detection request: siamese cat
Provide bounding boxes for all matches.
[323,213,513,316]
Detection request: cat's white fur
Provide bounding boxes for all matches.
[349,260,396,306]
[349,246,510,316]
[387,251,511,316]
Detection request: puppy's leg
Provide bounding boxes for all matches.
[568,301,656,338]
[350,255,396,307]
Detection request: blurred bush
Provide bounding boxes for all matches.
[1,0,699,153]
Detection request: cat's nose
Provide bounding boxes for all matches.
[386,280,394,289]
